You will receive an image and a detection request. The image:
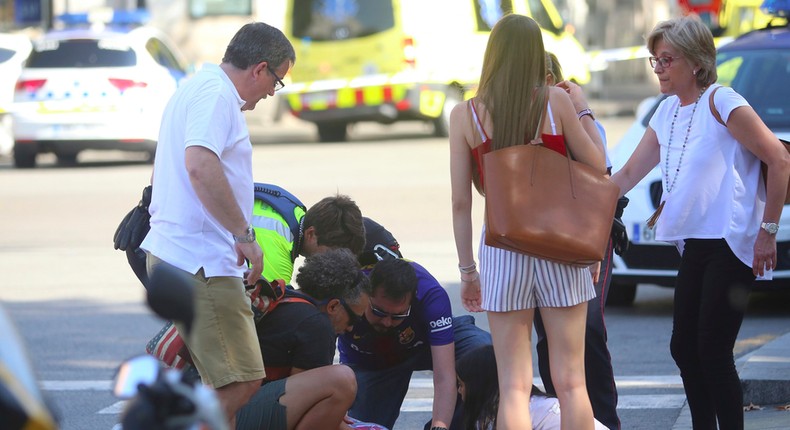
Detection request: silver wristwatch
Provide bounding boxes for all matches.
[761,222,779,235]
[233,225,256,243]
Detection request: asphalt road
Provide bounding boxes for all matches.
[1,115,788,429]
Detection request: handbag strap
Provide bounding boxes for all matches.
[528,91,549,185]
[531,91,548,143]
[528,91,579,198]
[708,85,725,127]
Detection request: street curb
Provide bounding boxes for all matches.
[740,332,790,405]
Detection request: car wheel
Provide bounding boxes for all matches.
[56,152,79,166]
[13,143,37,168]
[317,122,348,142]
[433,87,463,137]
[606,282,637,307]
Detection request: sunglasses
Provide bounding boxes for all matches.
[369,302,411,320]
[338,298,363,326]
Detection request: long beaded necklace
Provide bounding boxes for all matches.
[646,87,706,229]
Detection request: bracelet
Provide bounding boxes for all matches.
[458,262,477,274]
[430,427,449,430]
[577,108,594,120]
[461,272,480,282]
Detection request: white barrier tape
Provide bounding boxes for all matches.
[586,37,735,72]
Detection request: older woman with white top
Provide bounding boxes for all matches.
[611,16,790,430]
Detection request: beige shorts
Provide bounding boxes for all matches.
[147,254,265,388]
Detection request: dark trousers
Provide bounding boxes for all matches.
[670,239,754,430]
[534,238,621,430]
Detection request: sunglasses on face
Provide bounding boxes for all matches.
[320,297,363,326]
[369,302,411,320]
[338,298,363,326]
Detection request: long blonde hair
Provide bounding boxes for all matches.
[476,14,548,151]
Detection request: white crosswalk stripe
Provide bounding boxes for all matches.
[46,375,687,415]
[401,395,688,411]
[402,376,687,411]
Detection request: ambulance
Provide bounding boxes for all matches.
[678,0,782,37]
[281,0,589,142]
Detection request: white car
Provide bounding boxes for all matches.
[608,24,790,306]
[0,33,31,157]
[12,19,189,167]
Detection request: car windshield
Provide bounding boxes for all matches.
[0,47,14,63]
[717,47,790,129]
[290,0,395,41]
[26,39,136,68]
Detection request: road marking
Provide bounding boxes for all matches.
[44,375,688,415]
[405,375,683,390]
[99,394,690,417]
[400,394,687,411]
[42,375,683,392]
[40,380,110,391]
[98,402,125,415]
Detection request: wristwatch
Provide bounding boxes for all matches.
[761,222,779,235]
[233,225,256,243]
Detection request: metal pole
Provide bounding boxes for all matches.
[43,0,53,30]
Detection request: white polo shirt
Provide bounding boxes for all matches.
[649,85,764,272]
[141,63,254,278]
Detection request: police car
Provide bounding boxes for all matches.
[0,33,31,158]
[11,10,189,168]
[607,5,790,306]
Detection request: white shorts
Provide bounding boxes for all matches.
[479,225,596,311]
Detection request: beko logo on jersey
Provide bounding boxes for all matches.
[430,316,452,330]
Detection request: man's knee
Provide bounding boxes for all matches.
[329,365,358,400]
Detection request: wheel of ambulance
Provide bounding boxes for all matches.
[12,142,37,168]
[317,122,348,142]
[433,87,463,137]
[606,282,637,307]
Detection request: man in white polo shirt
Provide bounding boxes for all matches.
[141,22,294,428]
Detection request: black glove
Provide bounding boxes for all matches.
[113,185,152,251]
[611,196,630,256]
[614,196,629,219]
[612,217,629,256]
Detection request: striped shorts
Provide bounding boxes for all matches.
[479,225,596,311]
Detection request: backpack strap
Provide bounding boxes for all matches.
[253,183,307,261]
[708,85,725,127]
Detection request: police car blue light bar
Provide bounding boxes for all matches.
[762,0,790,17]
[57,9,151,26]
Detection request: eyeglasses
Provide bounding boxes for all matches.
[649,56,682,69]
[268,67,285,92]
[369,302,411,320]
[338,298,363,326]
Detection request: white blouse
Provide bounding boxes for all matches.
[648,85,765,274]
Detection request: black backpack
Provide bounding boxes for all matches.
[253,183,307,262]
[119,183,306,288]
